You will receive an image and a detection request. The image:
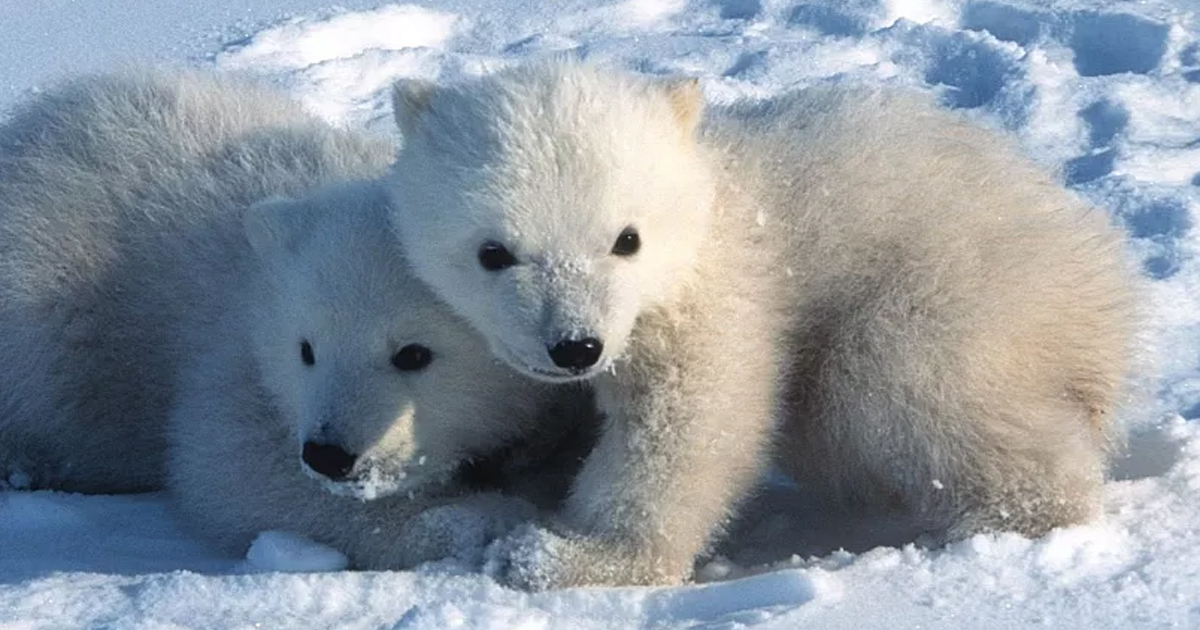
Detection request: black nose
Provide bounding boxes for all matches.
[302,441,357,480]
[548,337,604,371]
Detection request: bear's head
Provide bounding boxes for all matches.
[243,181,547,499]
[386,61,717,383]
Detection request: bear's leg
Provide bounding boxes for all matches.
[489,303,784,589]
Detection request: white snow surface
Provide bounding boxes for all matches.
[2,0,1200,628]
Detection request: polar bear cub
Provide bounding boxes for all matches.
[168,182,585,568]
[0,70,586,567]
[385,62,1137,588]
[0,70,393,493]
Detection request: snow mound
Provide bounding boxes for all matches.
[245,530,350,573]
[216,4,466,126]
[217,5,461,71]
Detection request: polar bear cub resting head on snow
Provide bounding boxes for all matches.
[242,182,559,499]
[169,181,588,567]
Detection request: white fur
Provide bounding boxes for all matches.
[390,66,715,381]
[0,71,592,567]
[0,70,392,492]
[168,182,590,567]
[716,88,1137,540]
[385,62,1139,589]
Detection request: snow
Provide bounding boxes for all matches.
[2,0,1200,628]
[245,531,350,573]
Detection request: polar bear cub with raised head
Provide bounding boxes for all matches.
[385,61,1137,589]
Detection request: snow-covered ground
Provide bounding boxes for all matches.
[2,0,1200,628]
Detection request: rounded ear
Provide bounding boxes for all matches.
[243,195,309,263]
[391,78,438,141]
[659,76,704,137]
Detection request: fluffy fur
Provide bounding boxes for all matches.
[725,89,1136,541]
[168,182,592,568]
[385,62,1138,588]
[0,71,593,568]
[0,70,393,492]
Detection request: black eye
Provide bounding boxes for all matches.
[611,227,640,256]
[300,340,315,366]
[392,344,433,371]
[478,241,517,271]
